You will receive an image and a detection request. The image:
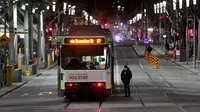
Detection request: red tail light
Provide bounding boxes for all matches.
[97,82,104,87]
[66,83,73,87]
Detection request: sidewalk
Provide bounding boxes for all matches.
[0,62,57,98]
[133,44,170,57]
[150,44,200,75]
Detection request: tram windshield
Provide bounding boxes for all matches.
[61,45,110,70]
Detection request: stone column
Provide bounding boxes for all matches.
[24,10,29,65]
[8,0,14,67]
[28,5,33,62]
[13,3,18,66]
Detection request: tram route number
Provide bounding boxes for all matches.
[69,76,88,80]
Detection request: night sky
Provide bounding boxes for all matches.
[67,0,147,21]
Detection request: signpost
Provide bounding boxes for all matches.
[144,38,149,44]
[144,38,149,50]
[0,34,9,46]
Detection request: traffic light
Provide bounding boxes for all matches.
[49,36,52,41]
[49,27,53,32]
[48,27,53,36]
[175,32,180,40]
[5,50,9,57]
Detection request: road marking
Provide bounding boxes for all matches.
[165,83,170,87]
[39,92,52,96]
[139,62,144,69]
[21,93,29,97]
[159,76,163,80]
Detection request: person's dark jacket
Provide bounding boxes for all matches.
[147,46,153,53]
[165,43,170,51]
[121,68,132,84]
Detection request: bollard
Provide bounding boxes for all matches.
[154,57,159,69]
[48,53,51,68]
[164,52,169,60]
[6,66,12,86]
[6,57,9,67]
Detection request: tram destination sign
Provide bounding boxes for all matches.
[64,37,105,44]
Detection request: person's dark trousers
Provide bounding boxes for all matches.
[124,83,130,97]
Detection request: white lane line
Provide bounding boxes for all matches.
[139,61,144,69]
[39,92,52,96]
[165,83,170,87]
[21,93,29,97]
[159,76,163,80]
[114,47,120,86]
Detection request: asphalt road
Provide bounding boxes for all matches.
[1,39,200,112]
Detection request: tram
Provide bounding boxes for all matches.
[57,25,114,99]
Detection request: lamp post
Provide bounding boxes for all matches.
[186,0,189,64]
[193,0,196,68]
[173,0,177,60]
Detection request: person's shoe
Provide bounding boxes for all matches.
[127,95,130,97]
[124,95,128,97]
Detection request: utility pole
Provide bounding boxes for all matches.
[174,9,178,60]
[193,6,196,68]
[198,19,200,69]
[186,7,189,64]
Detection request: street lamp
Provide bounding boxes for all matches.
[193,0,197,5]
[160,2,163,13]
[52,2,56,12]
[63,2,67,14]
[46,6,50,10]
[154,4,157,14]
[186,0,190,7]
[117,5,121,11]
[179,0,183,9]
[121,7,124,11]
[173,0,177,10]
[162,1,167,13]
[157,3,160,14]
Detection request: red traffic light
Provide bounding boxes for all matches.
[49,28,53,31]
[176,33,179,36]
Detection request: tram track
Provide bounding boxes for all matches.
[131,46,188,112]
[60,99,102,112]
[131,79,148,112]
[115,45,148,111]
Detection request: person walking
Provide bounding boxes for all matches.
[121,65,132,97]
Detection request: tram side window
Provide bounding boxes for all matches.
[105,48,110,69]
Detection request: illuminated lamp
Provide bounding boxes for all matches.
[49,27,53,31]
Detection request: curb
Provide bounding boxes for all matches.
[0,64,57,98]
[132,46,144,57]
[153,48,200,76]
[169,59,199,76]
[48,64,57,70]
[0,81,28,98]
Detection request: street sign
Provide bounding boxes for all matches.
[0,34,9,46]
[144,38,149,44]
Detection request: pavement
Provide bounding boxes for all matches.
[1,39,200,112]
[150,44,200,75]
[0,62,57,98]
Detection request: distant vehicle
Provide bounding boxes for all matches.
[114,32,123,42]
[57,25,114,100]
